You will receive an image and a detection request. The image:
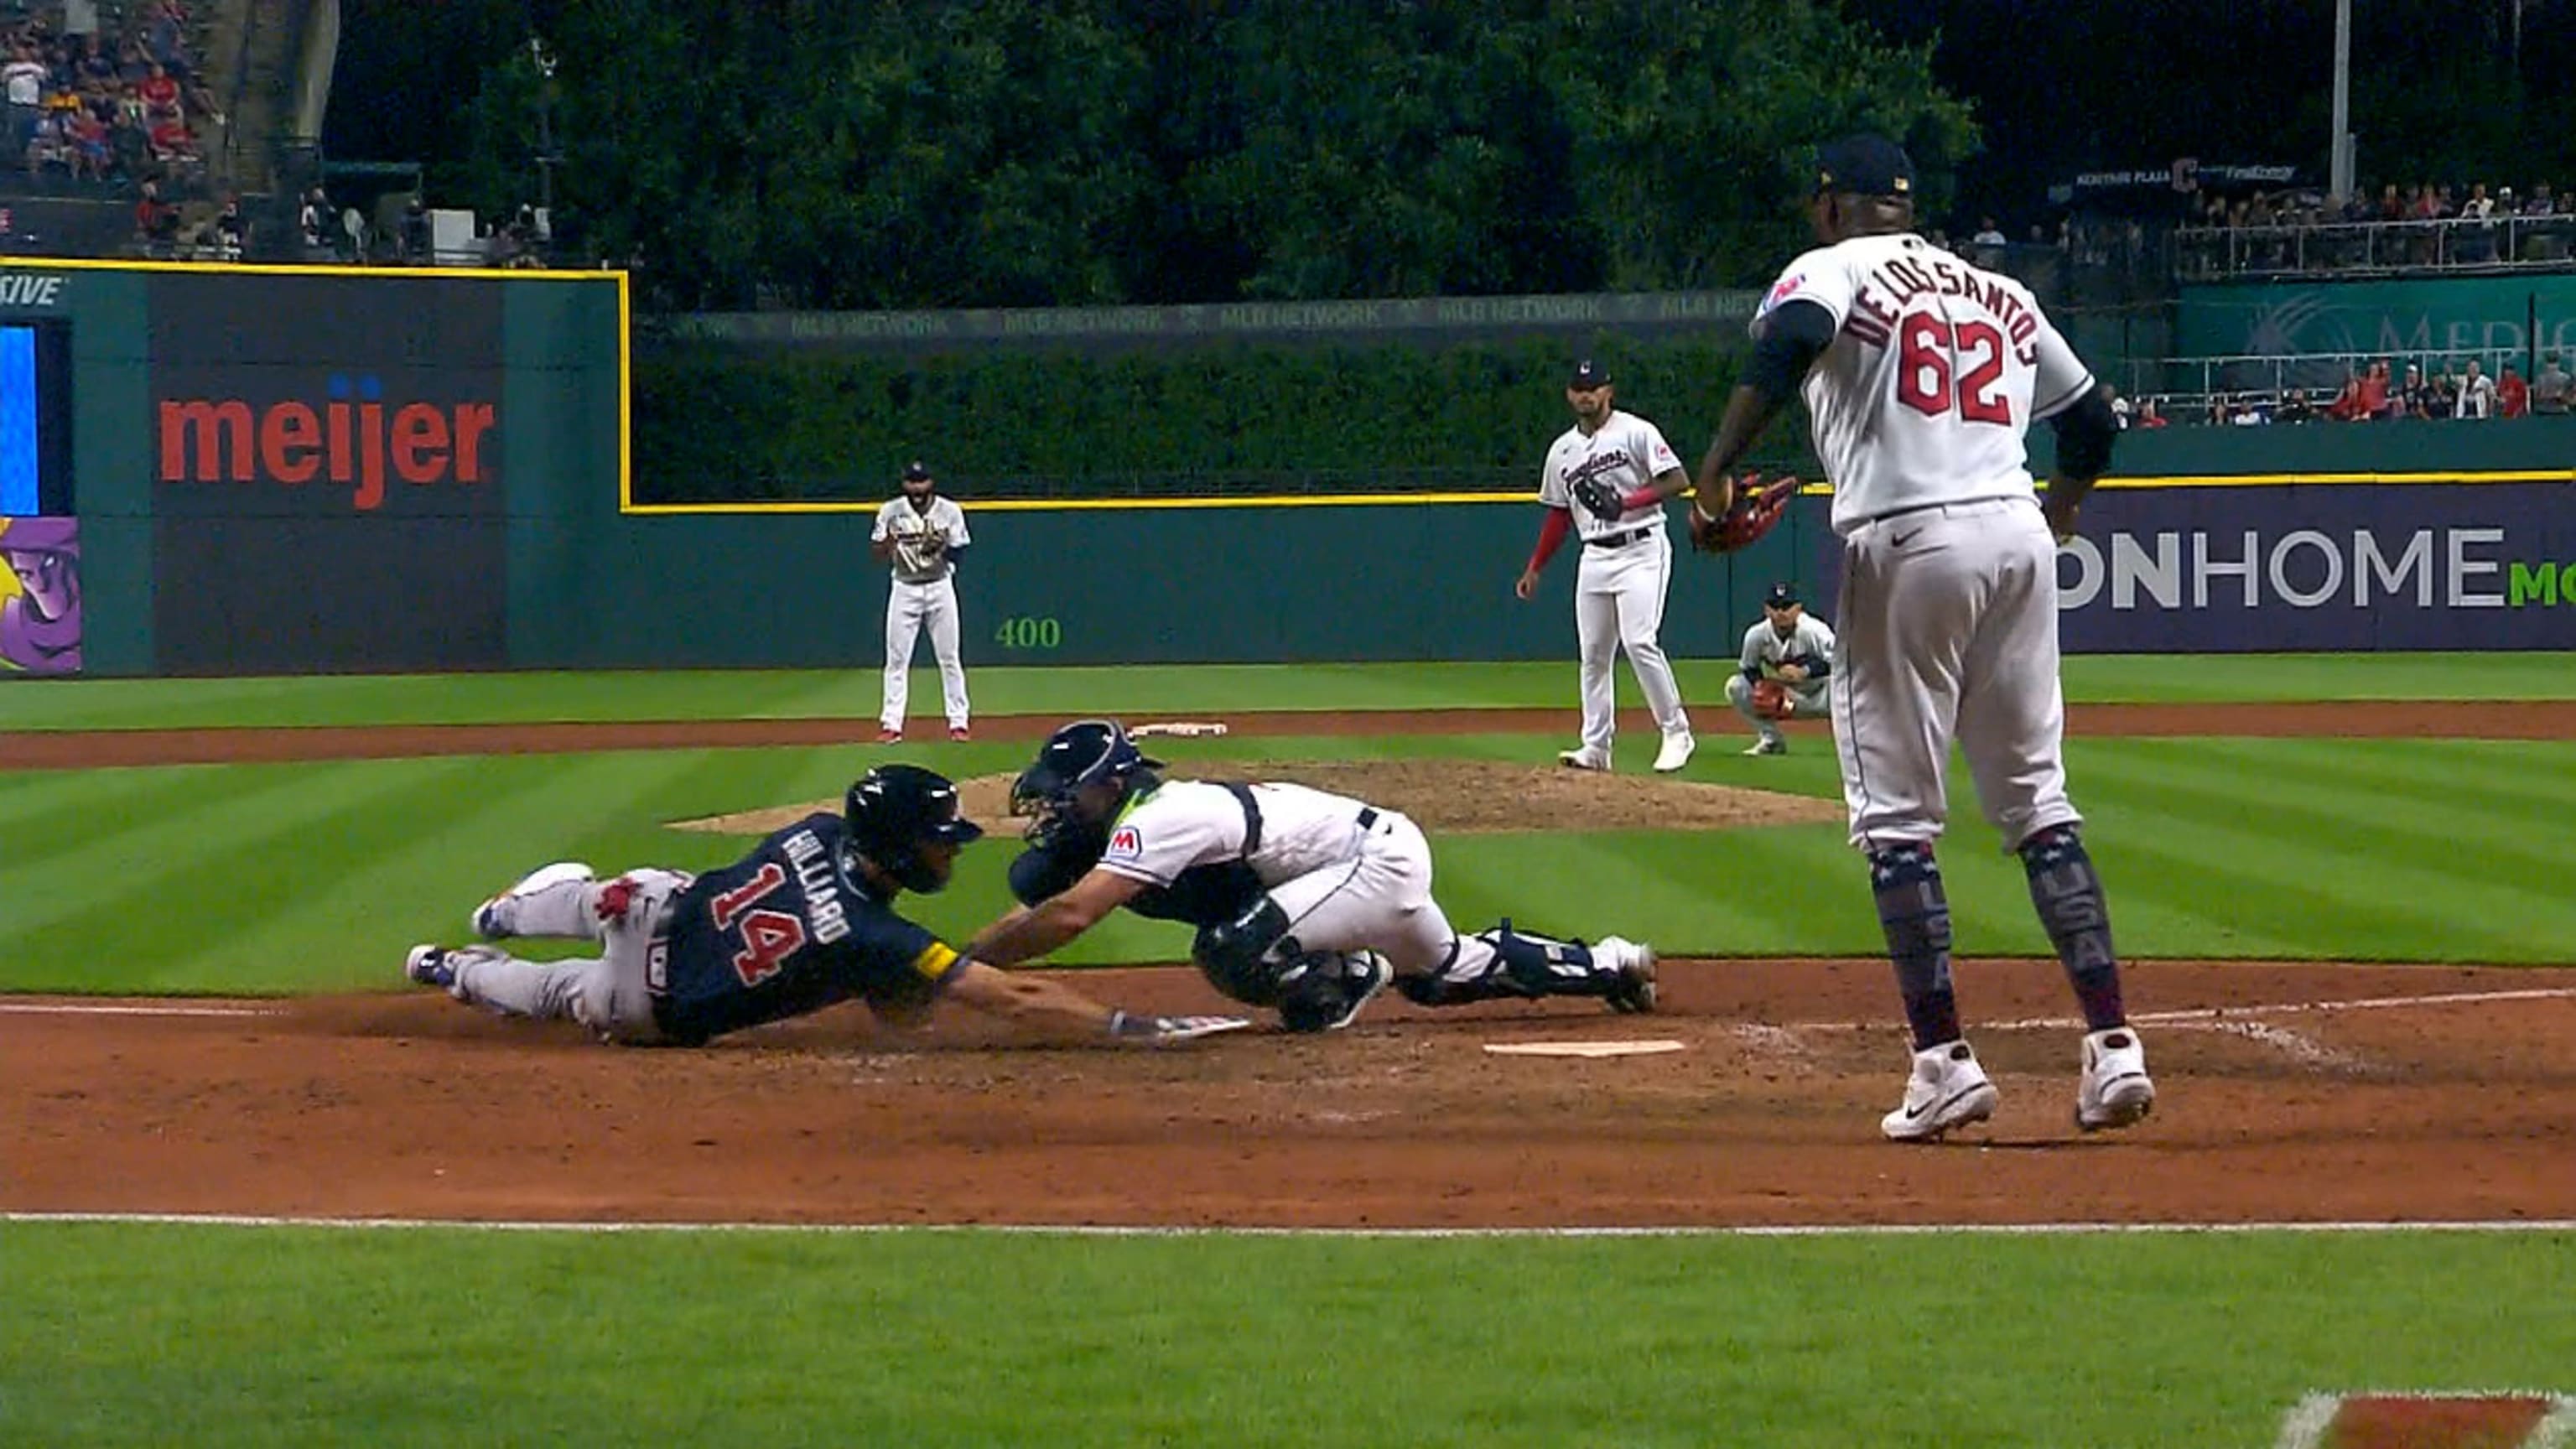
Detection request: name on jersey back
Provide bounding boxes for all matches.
[1843,252,2039,366]
[783,828,853,945]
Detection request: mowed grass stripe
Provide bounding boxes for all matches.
[3,1223,2570,1449]
[2082,739,2576,906]
[12,653,2576,733]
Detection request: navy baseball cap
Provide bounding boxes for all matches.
[901,460,932,482]
[1815,134,1914,200]
[1568,359,1613,389]
[1764,583,1801,609]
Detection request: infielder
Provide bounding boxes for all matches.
[1688,134,2152,1142]
[1727,582,1835,756]
[873,460,973,744]
[402,764,1246,1047]
[967,719,1659,1031]
[1517,360,1696,774]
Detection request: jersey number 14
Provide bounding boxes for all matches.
[1896,314,2012,425]
[708,862,808,987]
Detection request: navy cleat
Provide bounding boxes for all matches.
[1314,952,1394,1032]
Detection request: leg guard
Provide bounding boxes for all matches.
[1274,951,1392,1033]
[2018,824,2126,1031]
[1870,843,1961,1052]
[1396,921,1611,1005]
[1191,896,1297,1008]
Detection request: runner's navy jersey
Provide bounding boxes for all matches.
[656,813,961,1041]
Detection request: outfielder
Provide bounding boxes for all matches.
[1727,582,1835,756]
[873,460,973,743]
[966,719,1659,1031]
[1517,360,1696,774]
[402,764,1246,1047]
[1687,134,2152,1141]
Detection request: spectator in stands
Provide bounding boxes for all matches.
[399,196,430,262]
[2426,369,2460,418]
[64,103,106,180]
[132,177,177,249]
[76,34,114,86]
[2276,390,2318,424]
[136,62,176,121]
[212,194,246,260]
[2454,360,2498,419]
[299,186,330,257]
[2532,355,2570,415]
[2523,184,2557,217]
[6,44,47,160]
[2498,364,2529,418]
[2396,364,2431,418]
[2326,362,2386,421]
[2136,397,2169,428]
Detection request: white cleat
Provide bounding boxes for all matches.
[1594,935,1658,1013]
[1652,733,1696,773]
[1881,1040,2001,1142]
[471,860,596,938]
[2075,1026,2157,1132]
[1741,736,1786,756]
[1557,747,1611,771]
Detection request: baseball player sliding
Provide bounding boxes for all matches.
[401,764,1247,1048]
[873,460,973,743]
[1688,133,2153,1142]
[1517,360,1696,774]
[1727,583,1835,756]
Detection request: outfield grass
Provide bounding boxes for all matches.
[2,1222,2568,1448]
[3,652,2572,730]
[5,731,2573,993]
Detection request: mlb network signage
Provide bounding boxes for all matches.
[2054,481,2576,652]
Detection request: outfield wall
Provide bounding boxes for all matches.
[6,259,2573,677]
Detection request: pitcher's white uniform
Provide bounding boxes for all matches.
[1727,611,1836,749]
[1538,411,1692,763]
[1100,778,1602,997]
[874,495,972,735]
[1753,232,2095,849]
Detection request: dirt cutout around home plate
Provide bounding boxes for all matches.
[665,758,1846,838]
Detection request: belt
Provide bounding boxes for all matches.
[1586,527,1659,549]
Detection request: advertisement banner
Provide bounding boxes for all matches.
[145,272,509,672]
[2178,277,2576,366]
[0,514,79,674]
[1810,485,2576,653]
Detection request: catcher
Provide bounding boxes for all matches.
[1727,582,1836,756]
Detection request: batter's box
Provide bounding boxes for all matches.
[2276,1390,2576,1448]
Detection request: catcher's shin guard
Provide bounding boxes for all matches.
[1397,922,1615,1005]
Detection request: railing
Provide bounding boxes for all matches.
[2111,345,2550,406]
[2174,215,2576,279]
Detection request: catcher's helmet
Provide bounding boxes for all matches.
[844,764,984,894]
[1010,719,1164,845]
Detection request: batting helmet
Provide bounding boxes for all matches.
[844,764,984,894]
[1010,719,1164,846]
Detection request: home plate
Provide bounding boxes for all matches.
[1483,1039,1688,1059]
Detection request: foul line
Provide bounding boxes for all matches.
[4,1212,2574,1238]
[1976,984,2576,1033]
[0,1002,280,1018]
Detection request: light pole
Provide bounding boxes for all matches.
[529,37,558,223]
[2329,0,2353,206]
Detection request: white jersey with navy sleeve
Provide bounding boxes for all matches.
[1752,233,2095,535]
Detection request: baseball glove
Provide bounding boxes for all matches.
[1751,678,1791,719]
[1569,473,1626,522]
[1689,473,1799,554]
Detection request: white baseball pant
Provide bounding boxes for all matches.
[444,870,695,1043]
[1828,496,2081,851]
[1266,811,1597,992]
[882,576,970,732]
[1573,529,1690,756]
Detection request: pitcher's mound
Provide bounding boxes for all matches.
[667,758,1841,837]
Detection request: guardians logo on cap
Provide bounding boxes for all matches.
[1764,582,1801,609]
[901,460,932,482]
[1568,359,1613,389]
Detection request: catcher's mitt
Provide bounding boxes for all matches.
[1750,678,1792,719]
[1690,473,1799,554]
